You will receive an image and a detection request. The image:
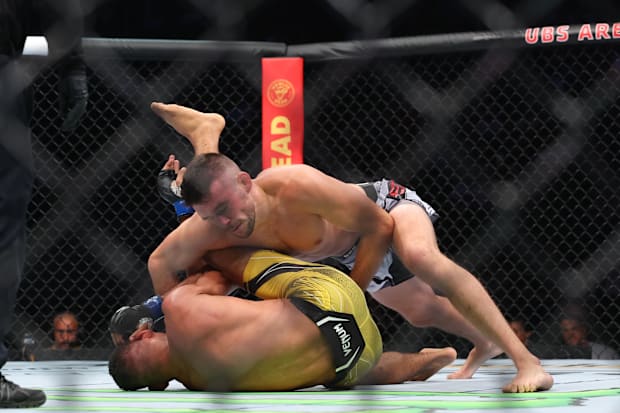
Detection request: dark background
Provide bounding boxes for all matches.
[11,0,620,360]
[85,0,620,42]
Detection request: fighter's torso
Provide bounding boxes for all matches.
[262,204,359,261]
[251,166,361,260]
[192,167,362,261]
[168,299,335,391]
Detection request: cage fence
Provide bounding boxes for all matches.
[9,30,619,362]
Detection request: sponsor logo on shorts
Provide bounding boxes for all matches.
[388,180,406,198]
[317,315,360,359]
[333,323,352,356]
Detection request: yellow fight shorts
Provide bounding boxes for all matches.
[242,250,382,387]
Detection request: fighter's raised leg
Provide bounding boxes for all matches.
[151,102,225,154]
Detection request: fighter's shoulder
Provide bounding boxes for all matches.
[256,164,323,186]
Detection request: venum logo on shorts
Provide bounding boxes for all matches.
[333,323,353,356]
[315,313,364,376]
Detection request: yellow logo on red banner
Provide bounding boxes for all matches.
[262,57,304,169]
[267,79,295,108]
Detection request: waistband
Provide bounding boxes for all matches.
[333,182,379,261]
[244,261,320,294]
[358,182,378,202]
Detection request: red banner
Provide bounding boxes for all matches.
[261,57,304,169]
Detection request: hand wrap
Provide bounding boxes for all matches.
[157,169,194,221]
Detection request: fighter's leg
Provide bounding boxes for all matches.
[371,276,502,380]
[358,347,456,384]
[151,102,225,154]
[388,202,552,392]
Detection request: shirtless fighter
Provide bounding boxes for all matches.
[132,102,552,393]
[109,248,456,391]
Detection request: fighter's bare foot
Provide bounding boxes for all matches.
[409,347,458,381]
[150,102,225,154]
[447,341,503,379]
[502,361,554,393]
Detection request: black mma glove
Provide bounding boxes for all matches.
[109,304,154,343]
[157,169,194,221]
[58,58,88,132]
[157,169,182,204]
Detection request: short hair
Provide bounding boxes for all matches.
[509,318,532,332]
[182,153,239,206]
[108,344,147,391]
[53,311,78,326]
[560,313,588,330]
[560,303,588,327]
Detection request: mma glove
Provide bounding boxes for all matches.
[110,295,167,344]
[157,169,194,221]
[109,304,154,342]
[57,57,88,132]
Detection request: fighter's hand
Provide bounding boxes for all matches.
[162,154,184,179]
[109,305,154,346]
[157,154,187,205]
[157,155,193,222]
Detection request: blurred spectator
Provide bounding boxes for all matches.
[559,314,618,360]
[508,319,533,347]
[19,311,81,361]
[50,311,80,351]
[500,318,550,359]
[19,311,111,361]
[20,333,36,362]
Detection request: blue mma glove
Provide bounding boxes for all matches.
[157,169,194,221]
[110,291,260,345]
[109,296,164,342]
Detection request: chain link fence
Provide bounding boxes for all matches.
[9,33,619,360]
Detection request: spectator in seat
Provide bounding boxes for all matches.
[509,319,533,348]
[50,311,80,351]
[559,313,618,360]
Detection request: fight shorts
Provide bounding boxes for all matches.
[333,179,440,293]
[242,250,383,388]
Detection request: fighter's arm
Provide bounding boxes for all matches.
[120,270,232,348]
[111,252,237,347]
[147,215,219,295]
[282,165,394,289]
[173,270,233,296]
